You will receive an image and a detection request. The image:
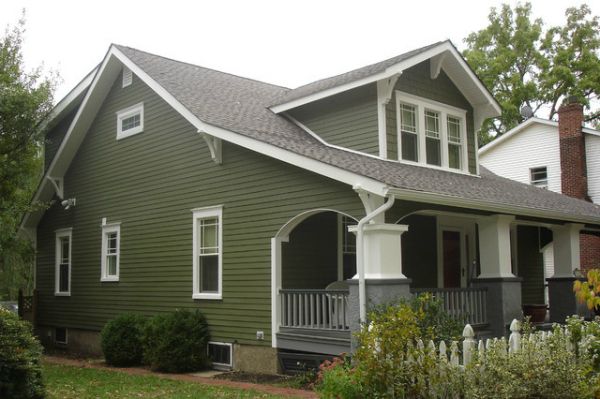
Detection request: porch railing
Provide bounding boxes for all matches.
[411,287,488,326]
[280,289,350,331]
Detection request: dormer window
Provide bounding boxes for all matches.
[396,92,468,172]
[116,103,144,139]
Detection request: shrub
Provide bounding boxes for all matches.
[101,313,147,367]
[143,309,210,372]
[315,355,362,399]
[0,307,45,399]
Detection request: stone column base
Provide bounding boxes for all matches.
[547,277,586,323]
[472,277,522,337]
[347,278,412,351]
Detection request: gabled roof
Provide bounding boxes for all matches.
[479,117,600,156]
[269,40,502,123]
[21,44,600,231]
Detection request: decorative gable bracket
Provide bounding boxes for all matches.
[198,130,222,164]
[376,73,401,158]
[430,52,447,79]
[46,176,64,199]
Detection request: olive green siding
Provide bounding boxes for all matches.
[386,60,477,174]
[289,84,379,155]
[401,215,437,288]
[35,73,365,346]
[44,109,77,173]
[517,226,545,304]
[282,212,339,289]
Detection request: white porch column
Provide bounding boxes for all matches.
[477,215,515,278]
[349,224,408,279]
[551,223,583,277]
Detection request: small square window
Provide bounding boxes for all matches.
[116,103,144,139]
[55,327,68,344]
[101,223,120,281]
[530,167,548,189]
[208,342,232,369]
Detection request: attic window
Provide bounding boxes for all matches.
[530,166,548,189]
[116,103,144,139]
[122,68,133,88]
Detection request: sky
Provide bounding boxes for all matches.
[1,0,598,102]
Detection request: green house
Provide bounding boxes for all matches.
[20,41,600,373]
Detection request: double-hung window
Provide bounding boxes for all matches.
[530,166,548,189]
[396,91,468,172]
[192,206,223,300]
[101,224,120,281]
[55,228,72,296]
[116,102,144,139]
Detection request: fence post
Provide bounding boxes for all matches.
[18,289,23,318]
[462,324,476,366]
[508,319,521,353]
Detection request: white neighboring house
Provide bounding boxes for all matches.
[479,105,600,303]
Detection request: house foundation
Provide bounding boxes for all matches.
[37,325,102,356]
[233,344,279,374]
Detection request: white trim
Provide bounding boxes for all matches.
[337,214,344,281]
[116,102,144,139]
[100,223,120,282]
[270,41,501,117]
[396,91,469,173]
[192,205,223,300]
[207,341,233,369]
[55,228,72,296]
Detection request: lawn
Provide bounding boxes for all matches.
[44,363,294,399]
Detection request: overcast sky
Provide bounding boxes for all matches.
[1,0,597,102]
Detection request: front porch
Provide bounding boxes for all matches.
[272,207,584,356]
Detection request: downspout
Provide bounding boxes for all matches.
[354,187,395,324]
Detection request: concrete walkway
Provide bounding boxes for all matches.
[44,356,318,399]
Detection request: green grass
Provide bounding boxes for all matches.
[44,363,291,399]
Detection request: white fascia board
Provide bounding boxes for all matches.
[271,41,501,117]
[479,118,555,156]
[388,186,600,226]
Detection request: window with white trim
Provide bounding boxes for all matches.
[116,102,144,139]
[530,166,548,189]
[55,228,72,296]
[396,91,469,172]
[341,216,357,280]
[192,206,223,300]
[101,223,120,281]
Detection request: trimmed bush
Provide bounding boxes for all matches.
[143,309,210,372]
[0,307,45,399]
[101,313,147,367]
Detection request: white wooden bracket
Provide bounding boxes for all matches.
[353,185,385,223]
[376,73,401,158]
[46,176,64,199]
[198,130,222,164]
[430,52,447,79]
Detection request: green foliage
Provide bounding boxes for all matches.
[101,313,147,367]
[143,309,210,373]
[315,356,362,399]
[464,324,597,398]
[0,15,56,300]
[463,3,600,145]
[350,294,463,398]
[574,269,600,311]
[0,307,45,398]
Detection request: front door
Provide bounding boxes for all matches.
[442,230,462,288]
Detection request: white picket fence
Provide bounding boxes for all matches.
[423,319,574,367]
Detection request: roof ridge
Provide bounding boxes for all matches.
[112,44,291,91]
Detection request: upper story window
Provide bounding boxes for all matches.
[530,166,548,189]
[101,223,120,281]
[116,103,144,139]
[396,92,468,172]
[55,228,72,296]
[192,206,223,300]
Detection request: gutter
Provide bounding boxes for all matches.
[354,188,395,324]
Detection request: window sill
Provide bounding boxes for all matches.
[116,128,143,140]
[54,292,71,297]
[101,276,119,282]
[192,293,222,300]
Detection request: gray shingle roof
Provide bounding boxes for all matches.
[270,41,445,107]
[115,45,600,225]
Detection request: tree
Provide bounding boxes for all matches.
[0,16,56,299]
[463,3,600,145]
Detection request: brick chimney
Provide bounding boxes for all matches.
[558,97,589,201]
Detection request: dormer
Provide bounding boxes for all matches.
[272,41,500,175]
